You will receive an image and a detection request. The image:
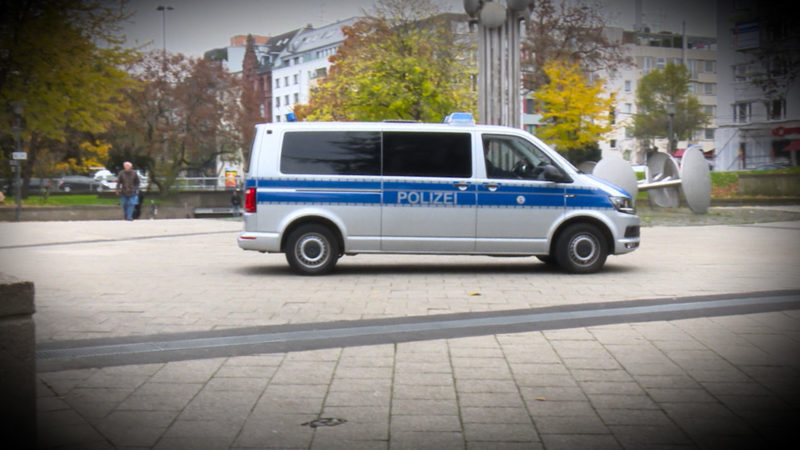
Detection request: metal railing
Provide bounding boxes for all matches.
[157,176,244,191]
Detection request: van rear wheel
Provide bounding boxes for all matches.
[285,224,339,275]
[555,223,608,274]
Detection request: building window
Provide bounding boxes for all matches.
[734,102,750,123]
[285,95,290,105]
[293,74,299,85]
[703,105,716,117]
[767,98,785,120]
[610,139,617,148]
[733,64,747,82]
[704,60,715,73]
[275,78,280,89]
[276,97,281,107]
[259,104,265,117]
[624,103,632,114]
[656,58,666,70]
[704,128,715,140]
[703,83,715,95]
[624,80,632,92]
[294,93,299,104]
[524,98,535,114]
[625,127,634,139]
[642,56,652,74]
[276,115,281,122]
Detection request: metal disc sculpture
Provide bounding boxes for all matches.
[589,149,711,214]
[593,155,639,205]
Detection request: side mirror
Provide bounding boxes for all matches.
[543,164,571,183]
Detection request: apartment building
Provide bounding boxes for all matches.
[714,0,800,170]
[600,28,718,164]
[270,18,358,123]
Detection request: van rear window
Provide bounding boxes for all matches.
[281,131,381,175]
[383,132,471,178]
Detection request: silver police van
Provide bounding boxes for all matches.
[238,114,640,275]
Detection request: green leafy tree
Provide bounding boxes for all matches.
[294,0,475,122]
[632,63,708,150]
[533,60,614,159]
[0,0,137,195]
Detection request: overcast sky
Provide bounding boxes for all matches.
[121,0,716,58]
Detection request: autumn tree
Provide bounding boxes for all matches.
[632,63,708,150]
[0,0,137,195]
[105,51,242,193]
[522,0,628,92]
[533,60,614,162]
[294,0,475,122]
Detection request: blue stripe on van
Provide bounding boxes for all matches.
[247,178,615,210]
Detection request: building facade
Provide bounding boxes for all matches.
[714,0,800,170]
[600,28,718,164]
[270,18,358,123]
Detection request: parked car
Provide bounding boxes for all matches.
[752,162,790,171]
[93,169,148,191]
[58,175,99,192]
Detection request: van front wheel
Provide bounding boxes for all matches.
[285,224,339,275]
[555,224,608,274]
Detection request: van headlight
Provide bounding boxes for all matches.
[610,196,635,214]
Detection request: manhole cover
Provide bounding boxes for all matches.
[301,417,347,428]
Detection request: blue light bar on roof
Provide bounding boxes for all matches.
[443,112,475,125]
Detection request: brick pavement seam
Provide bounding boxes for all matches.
[36,291,800,373]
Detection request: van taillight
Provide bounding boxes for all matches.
[244,187,256,213]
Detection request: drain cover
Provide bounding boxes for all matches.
[301,417,347,428]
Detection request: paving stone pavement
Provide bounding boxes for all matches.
[1,215,799,449]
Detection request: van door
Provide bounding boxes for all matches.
[476,134,566,254]
[381,131,477,252]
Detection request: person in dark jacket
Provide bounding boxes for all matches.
[231,188,242,217]
[116,161,140,221]
[132,190,145,219]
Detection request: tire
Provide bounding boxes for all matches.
[536,255,556,265]
[285,224,339,275]
[554,223,608,274]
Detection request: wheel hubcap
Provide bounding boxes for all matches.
[569,234,598,266]
[297,235,328,267]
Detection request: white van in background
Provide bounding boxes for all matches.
[238,115,640,275]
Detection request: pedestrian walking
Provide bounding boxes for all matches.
[132,190,145,220]
[231,188,242,217]
[116,161,140,221]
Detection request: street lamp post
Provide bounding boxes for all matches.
[666,102,676,154]
[10,101,24,222]
[157,5,173,168]
[156,5,173,69]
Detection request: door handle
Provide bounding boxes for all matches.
[454,182,470,191]
[483,183,499,192]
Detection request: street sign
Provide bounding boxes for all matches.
[12,152,27,160]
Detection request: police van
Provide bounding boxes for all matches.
[238,114,640,275]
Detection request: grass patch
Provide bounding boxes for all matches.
[1,194,120,206]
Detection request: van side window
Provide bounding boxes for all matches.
[482,134,556,181]
[281,131,381,175]
[383,132,471,178]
